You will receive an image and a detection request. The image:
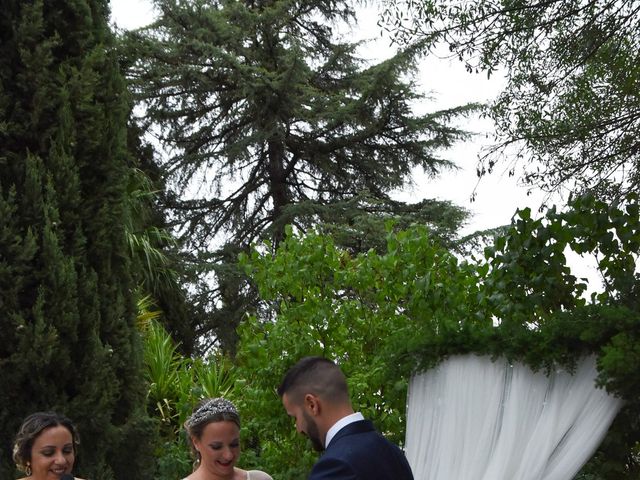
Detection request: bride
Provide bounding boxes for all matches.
[182,398,272,480]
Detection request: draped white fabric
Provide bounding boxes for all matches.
[404,355,623,480]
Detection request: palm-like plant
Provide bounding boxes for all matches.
[125,167,179,295]
[143,319,185,436]
[141,317,238,440]
[193,356,236,400]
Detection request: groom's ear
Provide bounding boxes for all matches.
[304,393,321,416]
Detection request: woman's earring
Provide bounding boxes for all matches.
[25,462,32,476]
[192,449,201,469]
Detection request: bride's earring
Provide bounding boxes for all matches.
[25,462,32,476]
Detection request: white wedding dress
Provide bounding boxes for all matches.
[245,470,273,480]
[182,468,272,480]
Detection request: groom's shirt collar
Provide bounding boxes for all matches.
[325,412,365,448]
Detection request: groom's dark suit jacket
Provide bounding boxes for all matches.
[309,419,414,480]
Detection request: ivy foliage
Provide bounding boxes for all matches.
[237,193,639,479]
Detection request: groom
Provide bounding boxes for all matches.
[278,356,414,480]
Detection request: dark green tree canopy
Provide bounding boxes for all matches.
[125,0,476,248]
[0,0,155,477]
[123,0,477,353]
[381,0,640,201]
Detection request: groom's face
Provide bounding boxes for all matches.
[282,393,325,452]
[302,410,324,452]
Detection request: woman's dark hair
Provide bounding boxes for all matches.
[13,411,80,472]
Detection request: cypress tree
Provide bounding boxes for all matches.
[0,1,155,478]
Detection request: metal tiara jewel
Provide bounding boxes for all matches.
[185,398,238,429]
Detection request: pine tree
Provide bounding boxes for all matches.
[0,1,155,478]
[124,0,476,352]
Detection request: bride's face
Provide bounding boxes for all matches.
[192,420,241,477]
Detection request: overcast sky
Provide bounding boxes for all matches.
[109,0,601,289]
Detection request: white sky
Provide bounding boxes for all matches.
[109,0,601,289]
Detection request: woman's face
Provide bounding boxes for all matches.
[29,425,75,479]
[192,420,240,477]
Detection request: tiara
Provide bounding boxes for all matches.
[185,398,239,429]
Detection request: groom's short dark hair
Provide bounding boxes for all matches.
[278,356,349,404]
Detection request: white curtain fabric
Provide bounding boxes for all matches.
[405,354,623,480]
